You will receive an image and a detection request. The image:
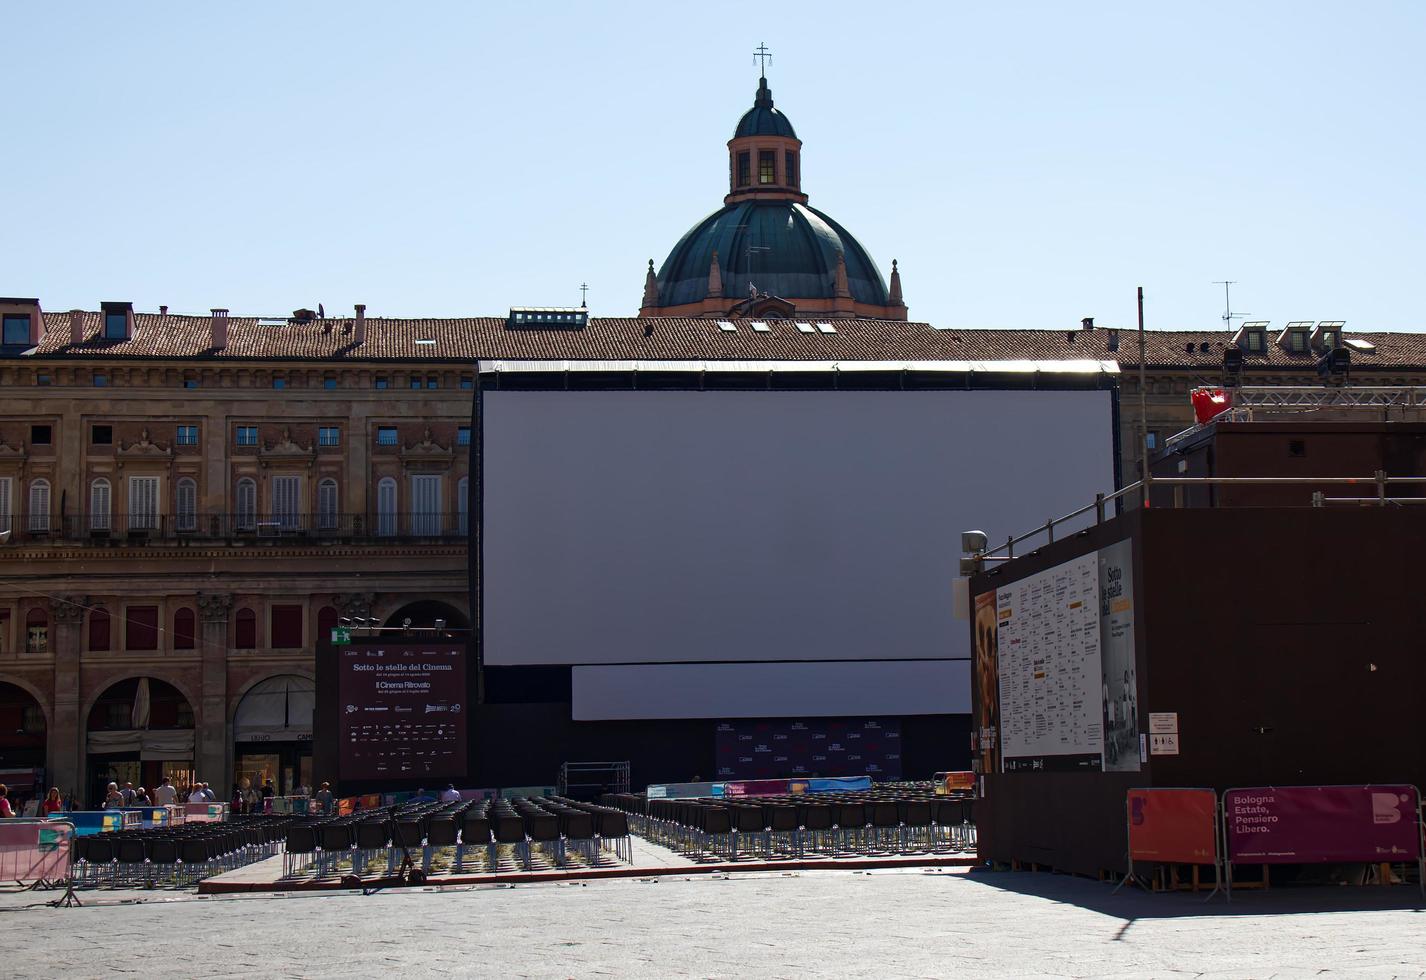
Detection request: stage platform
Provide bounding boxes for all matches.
[198,835,978,894]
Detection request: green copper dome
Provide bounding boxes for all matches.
[734,77,797,139]
[656,200,889,308]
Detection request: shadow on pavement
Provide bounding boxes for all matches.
[956,866,1426,920]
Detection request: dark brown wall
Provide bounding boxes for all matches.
[970,506,1426,876]
[1151,422,1426,508]
[1140,507,1426,790]
[970,511,1146,875]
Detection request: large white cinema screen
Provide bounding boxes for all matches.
[480,387,1116,717]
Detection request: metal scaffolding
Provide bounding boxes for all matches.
[558,761,630,800]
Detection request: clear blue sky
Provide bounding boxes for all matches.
[5,1,1423,332]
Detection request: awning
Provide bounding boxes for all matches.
[87,729,195,760]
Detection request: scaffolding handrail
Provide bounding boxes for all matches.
[1166,386,1426,449]
[976,473,1426,562]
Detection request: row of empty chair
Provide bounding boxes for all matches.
[604,790,975,862]
[70,816,293,887]
[282,795,632,879]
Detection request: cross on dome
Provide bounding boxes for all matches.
[753,42,772,77]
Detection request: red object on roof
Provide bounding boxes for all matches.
[1191,387,1233,425]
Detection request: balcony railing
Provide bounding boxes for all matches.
[4,513,469,545]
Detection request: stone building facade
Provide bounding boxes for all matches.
[4,298,1422,803]
[0,302,472,803]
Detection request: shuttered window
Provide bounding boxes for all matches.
[317,479,339,530]
[175,478,197,532]
[411,474,442,535]
[236,479,257,530]
[27,479,49,532]
[376,478,397,536]
[0,476,11,533]
[90,478,112,531]
[271,475,300,529]
[128,476,159,530]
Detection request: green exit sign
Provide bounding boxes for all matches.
[330,627,351,645]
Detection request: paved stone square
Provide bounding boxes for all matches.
[3,867,1424,978]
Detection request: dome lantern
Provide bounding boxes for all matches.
[726,67,806,207]
[638,50,906,322]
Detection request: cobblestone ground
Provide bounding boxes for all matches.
[3,867,1424,978]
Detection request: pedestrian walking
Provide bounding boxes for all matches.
[152,777,177,806]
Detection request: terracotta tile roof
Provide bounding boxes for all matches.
[16,312,1426,370]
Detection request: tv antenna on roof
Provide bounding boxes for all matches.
[1212,280,1248,332]
[579,282,588,307]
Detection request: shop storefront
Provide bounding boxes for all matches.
[86,678,195,806]
[0,681,47,810]
[233,675,313,799]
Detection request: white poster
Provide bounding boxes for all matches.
[996,552,1104,771]
[1099,539,1140,772]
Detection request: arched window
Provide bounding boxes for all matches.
[89,478,111,532]
[317,478,339,531]
[88,607,110,651]
[316,606,338,649]
[376,477,397,536]
[235,608,257,649]
[457,477,469,535]
[25,608,48,653]
[175,478,197,532]
[173,607,196,650]
[236,478,257,531]
[27,479,50,532]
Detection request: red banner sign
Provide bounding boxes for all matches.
[1127,788,1217,864]
[1225,785,1422,864]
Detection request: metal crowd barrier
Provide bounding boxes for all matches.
[0,819,74,888]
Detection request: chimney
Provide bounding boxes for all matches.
[1081,317,1094,331]
[69,309,83,345]
[159,305,168,317]
[210,308,229,350]
[354,304,366,344]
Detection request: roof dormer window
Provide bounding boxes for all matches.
[1277,320,1312,353]
[0,298,40,347]
[1312,320,1345,351]
[100,301,132,341]
[2,313,29,346]
[1235,321,1268,353]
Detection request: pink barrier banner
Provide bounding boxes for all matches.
[182,802,230,823]
[723,779,792,798]
[1225,785,1422,864]
[0,820,74,885]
